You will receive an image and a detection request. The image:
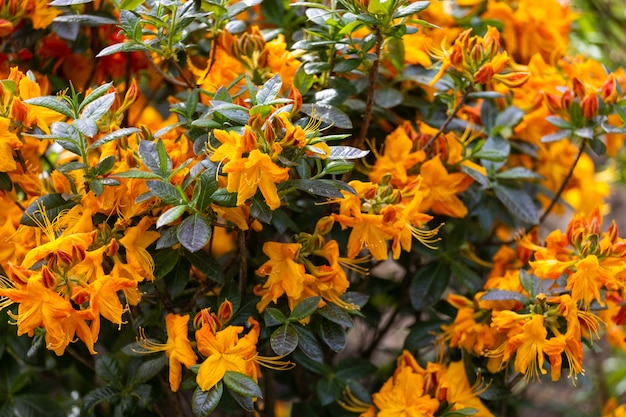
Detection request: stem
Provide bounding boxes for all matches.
[423,90,469,152]
[353,29,384,149]
[143,51,189,88]
[239,230,247,293]
[171,59,196,89]
[538,140,586,224]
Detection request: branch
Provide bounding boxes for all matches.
[143,51,189,88]
[352,30,384,149]
[423,90,469,151]
[539,140,586,224]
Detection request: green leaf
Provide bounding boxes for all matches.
[157,139,172,177]
[24,96,74,119]
[120,0,144,9]
[290,296,321,321]
[409,262,451,310]
[466,91,504,99]
[404,319,447,350]
[288,179,344,198]
[168,257,191,298]
[157,205,188,228]
[328,146,369,160]
[270,324,299,355]
[393,0,429,18]
[589,137,607,155]
[316,377,341,406]
[139,140,164,176]
[480,289,529,304]
[256,74,282,105]
[374,87,403,108]
[84,386,119,411]
[95,155,116,175]
[494,167,543,180]
[265,308,288,326]
[495,105,524,129]
[319,320,346,352]
[192,383,223,417]
[546,115,572,129]
[73,117,98,137]
[95,355,123,387]
[540,129,570,143]
[184,249,225,284]
[295,325,324,363]
[54,14,118,25]
[301,103,353,129]
[0,172,12,192]
[335,358,376,381]
[88,127,140,151]
[153,249,180,280]
[20,193,77,227]
[177,213,211,253]
[519,269,540,298]
[449,261,482,293]
[317,303,353,328]
[147,180,183,205]
[223,372,263,399]
[367,0,390,15]
[79,82,113,112]
[113,169,162,179]
[210,188,238,207]
[96,42,148,58]
[333,58,361,73]
[131,355,168,386]
[492,183,539,225]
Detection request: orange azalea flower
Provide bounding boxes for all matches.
[507,314,548,381]
[333,212,394,261]
[87,274,137,333]
[195,319,260,392]
[222,149,290,210]
[255,242,309,312]
[419,155,473,218]
[0,117,21,172]
[440,361,494,417]
[136,314,198,392]
[567,255,613,311]
[118,217,160,281]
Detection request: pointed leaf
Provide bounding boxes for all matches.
[319,320,346,352]
[409,262,450,310]
[256,74,282,105]
[290,296,321,321]
[177,213,211,253]
[156,205,188,228]
[88,127,140,151]
[192,383,223,417]
[270,324,299,356]
[492,183,539,225]
[223,372,263,399]
[20,193,77,227]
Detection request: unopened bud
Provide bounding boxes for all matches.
[315,216,335,236]
[41,265,56,288]
[217,299,233,324]
[572,77,585,99]
[581,91,599,119]
[600,74,617,104]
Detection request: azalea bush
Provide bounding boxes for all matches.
[2,0,626,416]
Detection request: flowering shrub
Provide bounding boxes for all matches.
[1,0,626,416]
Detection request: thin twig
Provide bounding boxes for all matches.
[539,140,586,224]
[171,59,196,89]
[239,230,247,293]
[143,51,189,88]
[423,90,469,151]
[353,30,384,150]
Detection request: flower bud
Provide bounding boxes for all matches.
[572,77,585,99]
[600,74,618,104]
[315,216,335,236]
[217,299,233,324]
[581,91,599,119]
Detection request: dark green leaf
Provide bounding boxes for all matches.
[265,308,287,326]
[80,82,114,112]
[177,213,211,253]
[335,358,376,380]
[211,188,238,207]
[317,303,353,328]
[295,325,324,363]
[0,172,12,191]
[251,196,272,223]
[131,355,168,386]
[113,169,162,179]
[409,262,451,310]
[404,320,447,350]
[156,139,172,177]
[223,372,263,398]
[95,355,123,387]
[495,106,524,129]
[192,383,223,417]
[168,257,191,298]
[333,58,361,73]
[20,193,77,227]
[301,103,353,129]
[540,129,570,143]
[492,183,539,225]
[449,261,482,293]
[316,377,340,406]
[156,225,180,249]
[138,140,164,177]
[546,115,572,129]
[374,87,403,108]
[480,289,529,304]
[589,137,607,155]
[54,14,117,25]
[147,180,183,205]
[95,155,116,175]
[319,320,346,352]
[14,395,65,417]
[153,249,180,280]
[288,179,344,198]
[58,162,88,174]
[229,390,255,412]
[24,96,74,119]
[185,250,225,283]
[84,386,119,411]
[290,296,321,321]
[393,0,429,18]
[257,74,282,105]
[89,127,140,151]
[270,324,299,356]
[328,146,369,160]
[341,292,369,308]
[495,167,543,180]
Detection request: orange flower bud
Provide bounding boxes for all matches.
[72,287,90,306]
[493,71,530,88]
[572,77,585,99]
[315,216,335,236]
[0,19,13,37]
[600,74,617,104]
[561,90,574,111]
[544,92,563,114]
[10,98,28,124]
[288,87,302,117]
[581,91,599,119]
[474,64,494,85]
[41,265,56,288]
[217,299,233,324]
